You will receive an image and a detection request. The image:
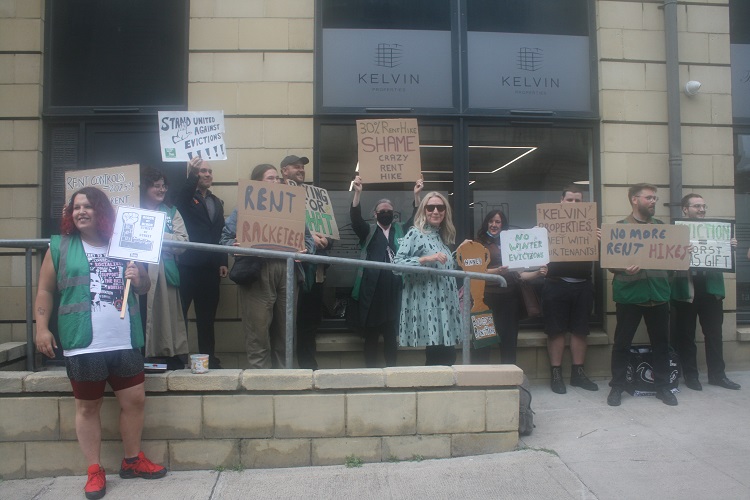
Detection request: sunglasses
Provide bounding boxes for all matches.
[425,204,446,213]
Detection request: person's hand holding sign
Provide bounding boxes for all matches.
[420,252,448,265]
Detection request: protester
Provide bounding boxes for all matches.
[543,185,599,394]
[221,164,314,368]
[139,166,189,370]
[394,192,461,365]
[671,193,740,390]
[34,186,165,500]
[350,175,422,367]
[279,155,332,370]
[472,210,547,365]
[175,157,228,369]
[608,183,677,406]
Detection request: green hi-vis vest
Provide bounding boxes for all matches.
[671,270,725,302]
[50,235,144,350]
[351,222,405,301]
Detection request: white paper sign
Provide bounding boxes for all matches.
[108,206,166,264]
[158,110,227,161]
[500,227,550,270]
[674,219,735,271]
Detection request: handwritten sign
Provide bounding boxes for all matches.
[536,202,598,262]
[108,206,166,264]
[65,164,140,208]
[456,241,499,349]
[356,118,421,184]
[674,219,735,272]
[236,180,306,252]
[304,184,340,240]
[158,110,227,161]
[600,223,690,271]
[500,228,550,270]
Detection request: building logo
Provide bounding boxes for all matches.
[374,43,403,68]
[517,47,543,72]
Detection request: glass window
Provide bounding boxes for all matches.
[322,0,451,30]
[467,0,590,36]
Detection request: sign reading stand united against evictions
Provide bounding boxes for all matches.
[158,110,227,161]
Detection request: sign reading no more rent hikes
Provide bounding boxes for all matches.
[600,223,691,271]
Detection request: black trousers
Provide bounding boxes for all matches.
[671,294,725,380]
[179,266,220,363]
[482,292,520,365]
[297,281,323,370]
[610,302,670,389]
[425,345,456,366]
[363,320,398,368]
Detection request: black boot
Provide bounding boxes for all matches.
[570,364,599,391]
[550,366,566,394]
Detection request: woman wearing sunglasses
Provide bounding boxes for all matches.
[394,191,461,365]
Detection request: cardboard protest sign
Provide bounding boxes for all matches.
[304,184,340,240]
[456,241,499,349]
[500,228,550,270]
[600,223,690,271]
[65,164,140,208]
[536,202,598,262]
[674,218,735,272]
[356,118,421,184]
[236,180,307,252]
[107,206,166,265]
[158,110,227,161]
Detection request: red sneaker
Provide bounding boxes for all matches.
[119,451,167,479]
[84,464,106,499]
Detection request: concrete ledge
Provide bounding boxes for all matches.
[168,369,242,391]
[383,366,455,388]
[0,371,29,392]
[313,368,385,389]
[23,371,71,392]
[144,372,169,392]
[0,342,25,364]
[451,432,518,457]
[453,364,524,387]
[242,369,313,391]
[738,328,750,342]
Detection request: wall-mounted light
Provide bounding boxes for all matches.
[684,80,702,96]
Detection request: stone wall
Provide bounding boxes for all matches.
[0,364,522,479]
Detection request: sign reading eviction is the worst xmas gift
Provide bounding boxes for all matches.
[356,118,421,184]
[65,164,140,208]
[600,223,691,271]
[500,227,550,270]
[536,202,598,262]
[236,180,307,252]
[158,110,227,161]
[674,218,735,271]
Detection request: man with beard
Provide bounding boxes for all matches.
[607,183,677,407]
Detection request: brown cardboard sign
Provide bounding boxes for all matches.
[536,202,598,262]
[456,240,499,349]
[600,223,691,270]
[356,118,422,184]
[65,164,140,208]
[236,180,307,252]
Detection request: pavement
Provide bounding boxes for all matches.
[2,370,749,500]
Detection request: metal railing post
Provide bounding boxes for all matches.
[25,248,35,371]
[285,257,295,369]
[462,276,471,365]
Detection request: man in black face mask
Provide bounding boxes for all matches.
[350,175,422,367]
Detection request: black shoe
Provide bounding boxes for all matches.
[655,387,678,406]
[550,366,566,394]
[684,376,702,391]
[570,365,599,391]
[607,387,622,406]
[708,376,741,390]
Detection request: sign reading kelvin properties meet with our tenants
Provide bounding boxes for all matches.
[536,202,598,262]
[158,110,227,162]
[236,180,307,252]
[600,223,691,271]
[356,118,422,184]
[674,218,735,272]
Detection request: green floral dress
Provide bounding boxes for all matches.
[394,226,462,347]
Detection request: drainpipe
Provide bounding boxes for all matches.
[664,0,682,219]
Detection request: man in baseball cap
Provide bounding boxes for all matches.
[280,155,309,185]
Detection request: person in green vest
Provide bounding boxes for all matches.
[350,175,422,367]
[671,193,740,391]
[34,186,165,500]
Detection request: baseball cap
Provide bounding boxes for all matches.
[280,155,309,168]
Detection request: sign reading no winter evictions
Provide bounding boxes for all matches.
[236,180,307,252]
[500,227,550,270]
[158,110,227,162]
[356,118,422,184]
[536,202,598,262]
[65,164,140,208]
[674,218,735,271]
[600,223,691,271]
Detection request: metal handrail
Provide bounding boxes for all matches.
[0,238,506,370]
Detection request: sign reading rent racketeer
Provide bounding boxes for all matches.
[158,110,227,162]
[536,202,598,262]
[600,223,691,271]
[236,180,307,252]
[674,218,735,272]
[65,164,140,208]
[356,118,421,184]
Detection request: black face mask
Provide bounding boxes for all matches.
[376,211,394,226]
